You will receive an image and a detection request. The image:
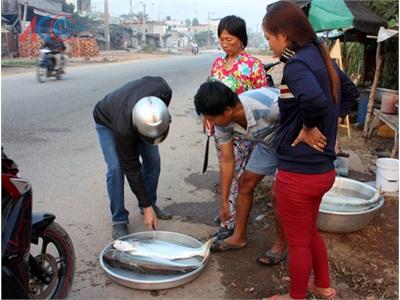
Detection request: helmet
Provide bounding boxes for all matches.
[132,96,171,144]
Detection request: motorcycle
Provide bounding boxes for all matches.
[36,48,65,83]
[192,45,199,55]
[2,149,75,299]
[263,61,281,88]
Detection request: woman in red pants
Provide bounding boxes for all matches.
[261,1,358,299]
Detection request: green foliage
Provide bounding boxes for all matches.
[363,0,398,29]
[194,30,214,47]
[185,19,191,27]
[363,0,398,89]
[62,0,74,14]
[134,12,149,22]
[381,38,399,90]
[192,18,200,26]
[142,44,156,52]
[343,42,364,77]
[1,59,38,68]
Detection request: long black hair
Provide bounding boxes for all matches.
[263,1,339,103]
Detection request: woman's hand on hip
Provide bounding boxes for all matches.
[291,127,327,152]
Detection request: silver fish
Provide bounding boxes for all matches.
[321,193,380,212]
[103,248,200,274]
[113,238,213,261]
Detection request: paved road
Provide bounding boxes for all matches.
[2,52,231,299]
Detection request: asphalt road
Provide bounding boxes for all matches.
[2,52,237,299]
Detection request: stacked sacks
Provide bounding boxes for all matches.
[65,37,99,58]
[18,33,42,58]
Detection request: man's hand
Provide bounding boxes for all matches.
[219,201,230,223]
[203,119,215,136]
[143,206,157,230]
[291,127,327,152]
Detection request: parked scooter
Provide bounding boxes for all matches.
[36,48,65,83]
[263,61,281,87]
[1,148,75,299]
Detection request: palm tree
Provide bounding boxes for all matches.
[134,12,149,23]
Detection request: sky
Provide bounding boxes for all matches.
[90,0,276,32]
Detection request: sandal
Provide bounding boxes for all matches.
[256,249,288,266]
[210,239,246,253]
[211,227,234,240]
[308,278,336,299]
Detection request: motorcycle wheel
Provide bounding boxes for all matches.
[36,66,46,83]
[29,222,75,299]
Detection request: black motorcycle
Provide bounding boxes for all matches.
[192,45,199,55]
[2,149,75,299]
[36,48,65,83]
[263,61,281,88]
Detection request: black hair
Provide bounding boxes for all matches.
[217,15,248,48]
[194,81,239,116]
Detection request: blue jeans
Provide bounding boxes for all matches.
[95,123,160,224]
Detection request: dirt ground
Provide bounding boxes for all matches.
[4,50,397,298]
[1,50,180,76]
[167,125,399,299]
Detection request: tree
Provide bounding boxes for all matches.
[166,16,171,21]
[194,30,214,47]
[62,0,74,13]
[185,18,191,27]
[134,12,149,23]
[363,0,398,90]
[192,18,199,26]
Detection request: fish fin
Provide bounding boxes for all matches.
[199,238,214,263]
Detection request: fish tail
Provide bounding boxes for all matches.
[199,238,214,264]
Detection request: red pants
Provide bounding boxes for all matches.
[276,169,336,299]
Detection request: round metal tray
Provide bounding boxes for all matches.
[99,231,210,290]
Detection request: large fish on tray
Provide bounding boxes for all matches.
[103,248,200,274]
[113,238,213,261]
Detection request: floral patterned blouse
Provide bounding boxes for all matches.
[209,51,268,94]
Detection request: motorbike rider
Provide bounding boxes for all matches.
[93,76,173,239]
[43,31,66,72]
[192,41,199,54]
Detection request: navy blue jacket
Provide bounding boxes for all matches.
[274,44,359,174]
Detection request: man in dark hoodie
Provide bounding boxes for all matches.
[93,76,173,239]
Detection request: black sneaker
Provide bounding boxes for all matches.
[112,224,128,240]
[152,205,173,220]
[140,205,173,220]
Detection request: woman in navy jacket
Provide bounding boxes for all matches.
[262,1,358,299]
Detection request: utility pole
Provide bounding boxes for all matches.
[130,0,133,15]
[142,2,146,44]
[207,12,210,49]
[104,0,110,50]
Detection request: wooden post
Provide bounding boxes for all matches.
[363,43,382,137]
[21,0,28,32]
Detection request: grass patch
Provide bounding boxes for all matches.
[2,60,38,68]
[247,48,273,56]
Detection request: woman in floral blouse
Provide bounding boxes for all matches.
[207,15,268,239]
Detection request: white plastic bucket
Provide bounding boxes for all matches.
[376,158,399,192]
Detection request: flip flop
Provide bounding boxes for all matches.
[211,227,234,240]
[210,239,247,253]
[308,277,337,299]
[256,249,288,266]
